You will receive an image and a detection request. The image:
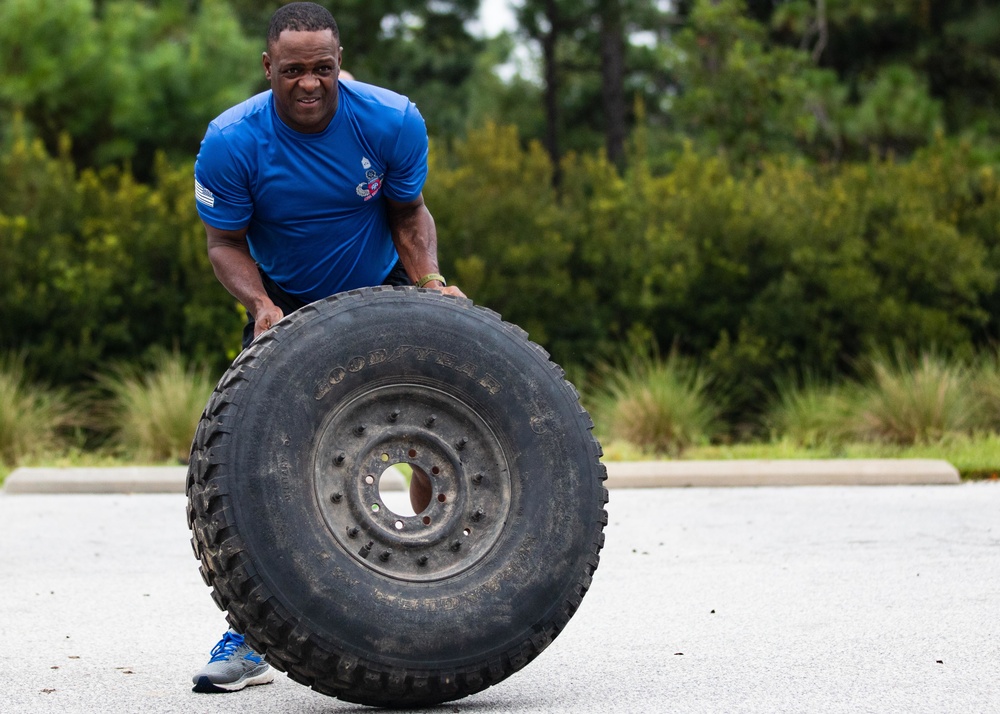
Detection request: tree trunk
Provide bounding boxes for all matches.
[543,0,562,185]
[599,0,627,168]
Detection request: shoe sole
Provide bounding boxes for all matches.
[192,668,275,693]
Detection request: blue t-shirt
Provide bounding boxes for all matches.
[194,81,428,302]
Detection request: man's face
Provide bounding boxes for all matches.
[263,29,342,134]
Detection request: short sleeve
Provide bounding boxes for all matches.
[193,124,254,230]
[382,102,429,203]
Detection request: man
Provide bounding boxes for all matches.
[190,2,463,693]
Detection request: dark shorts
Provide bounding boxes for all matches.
[242,261,411,349]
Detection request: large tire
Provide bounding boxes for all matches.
[186,287,608,707]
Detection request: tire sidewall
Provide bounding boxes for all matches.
[220,291,601,670]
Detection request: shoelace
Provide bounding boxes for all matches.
[208,631,245,663]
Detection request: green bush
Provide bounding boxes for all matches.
[0,121,243,384]
[971,350,1000,431]
[586,349,720,457]
[764,374,863,447]
[427,123,577,350]
[0,355,78,467]
[763,350,1000,448]
[855,350,981,445]
[96,351,216,463]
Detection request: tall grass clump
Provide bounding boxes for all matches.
[764,374,862,447]
[587,350,720,457]
[0,354,78,467]
[97,351,216,463]
[855,350,981,444]
[973,349,1000,431]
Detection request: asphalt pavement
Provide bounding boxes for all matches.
[2,483,998,714]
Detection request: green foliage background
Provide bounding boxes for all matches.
[428,125,1000,418]
[2,0,1000,432]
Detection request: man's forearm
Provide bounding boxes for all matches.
[208,243,274,316]
[386,196,464,297]
[388,200,442,283]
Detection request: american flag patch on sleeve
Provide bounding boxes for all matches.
[195,178,215,208]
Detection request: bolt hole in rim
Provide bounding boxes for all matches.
[315,384,512,582]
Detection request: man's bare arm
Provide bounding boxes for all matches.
[386,195,465,298]
[204,221,284,337]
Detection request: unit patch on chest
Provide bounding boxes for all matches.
[356,156,384,201]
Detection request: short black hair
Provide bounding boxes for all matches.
[267,2,339,48]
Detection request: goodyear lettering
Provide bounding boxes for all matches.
[478,374,503,395]
[313,345,503,400]
[314,366,347,400]
[435,352,457,368]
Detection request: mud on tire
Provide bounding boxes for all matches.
[186,287,608,707]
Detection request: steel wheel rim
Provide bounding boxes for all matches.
[314,383,512,582]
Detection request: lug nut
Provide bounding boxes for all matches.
[472,473,484,485]
[334,452,346,466]
[354,424,367,436]
[450,541,462,552]
[417,555,429,566]
[379,549,393,562]
[388,410,400,422]
[472,507,485,521]
[331,492,343,503]
[347,526,360,538]
[426,414,437,427]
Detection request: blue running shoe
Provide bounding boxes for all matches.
[192,630,274,693]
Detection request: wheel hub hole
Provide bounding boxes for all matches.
[377,462,433,519]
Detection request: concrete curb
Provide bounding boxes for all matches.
[603,459,960,488]
[0,465,411,495]
[2,466,189,494]
[1,459,960,494]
